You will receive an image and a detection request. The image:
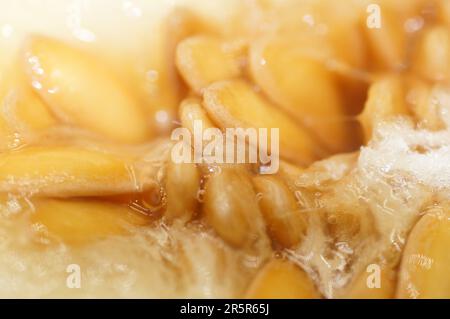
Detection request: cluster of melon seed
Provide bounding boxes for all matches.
[0,0,449,298]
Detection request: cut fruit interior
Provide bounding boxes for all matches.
[0,0,449,299]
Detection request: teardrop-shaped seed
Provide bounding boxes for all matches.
[23,35,152,143]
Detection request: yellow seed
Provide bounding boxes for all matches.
[0,62,56,133]
[314,171,375,246]
[0,63,55,150]
[23,35,152,143]
[277,160,304,191]
[0,115,20,151]
[321,180,375,245]
[176,35,244,93]
[245,259,321,299]
[440,0,450,26]
[413,26,450,82]
[0,125,13,150]
[364,6,406,70]
[407,80,450,130]
[143,8,208,134]
[319,2,367,69]
[203,167,266,248]
[0,146,139,197]
[262,2,366,69]
[341,264,396,299]
[250,36,351,153]
[30,198,150,245]
[293,3,369,116]
[252,175,307,248]
[358,76,409,142]
[164,160,200,223]
[397,207,450,299]
[203,80,325,165]
[179,97,216,134]
[179,99,255,172]
[406,79,435,129]
[376,0,427,15]
[12,88,56,132]
[325,210,363,243]
[178,97,220,163]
